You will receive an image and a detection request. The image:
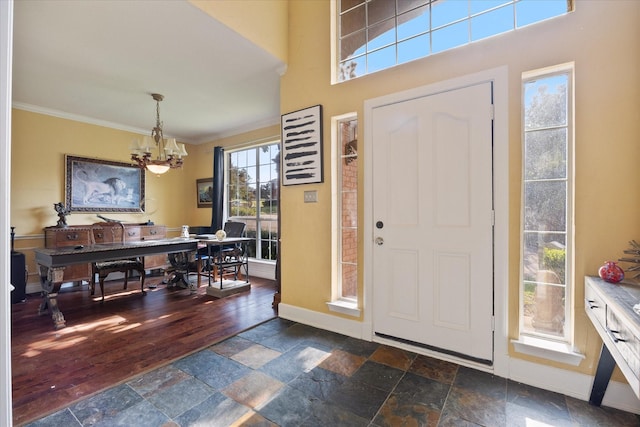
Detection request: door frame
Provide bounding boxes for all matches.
[363,66,509,377]
[1,0,13,423]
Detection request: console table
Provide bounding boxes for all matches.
[585,276,640,405]
[35,238,199,329]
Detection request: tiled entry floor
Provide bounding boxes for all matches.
[26,319,640,426]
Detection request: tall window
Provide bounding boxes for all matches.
[337,0,571,82]
[227,143,280,261]
[520,64,573,343]
[339,117,358,302]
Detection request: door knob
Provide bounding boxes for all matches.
[375,237,384,246]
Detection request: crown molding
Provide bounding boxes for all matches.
[13,102,280,146]
[12,101,154,137]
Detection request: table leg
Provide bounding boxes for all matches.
[167,252,196,294]
[197,256,202,288]
[589,343,616,406]
[37,265,66,330]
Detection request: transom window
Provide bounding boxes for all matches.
[337,0,572,81]
[226,143,280,261]
[520,64,573,343]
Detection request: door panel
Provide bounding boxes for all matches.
[372,82,493,362]
[387,117,419,226]
[435,114,470,227]
[434,251,470,330]
[388,249,419,321]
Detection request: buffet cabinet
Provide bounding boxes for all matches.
[44,224,169,283]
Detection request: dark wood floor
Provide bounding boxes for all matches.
[10,273,278,425]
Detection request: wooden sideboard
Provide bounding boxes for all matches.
[45,224,169,283]
[585,276,640,405]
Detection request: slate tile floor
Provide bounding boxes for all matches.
[25,319,640,426]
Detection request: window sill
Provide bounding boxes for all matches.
[511,336,585,366]
[327,300,360,317]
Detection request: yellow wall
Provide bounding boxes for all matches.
[190,0,288,63]
[10,0,640,384]
[279,0,640,381]
[10,109,279,286]
[10,109,202,283]
[11,109,196,233]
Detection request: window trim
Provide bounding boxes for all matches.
[517,62,580,361]
[328,112,360,317]
[334,0,572,83]
[225,141,280,263]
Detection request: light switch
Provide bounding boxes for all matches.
[304,190,318,203]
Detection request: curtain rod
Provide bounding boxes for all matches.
[202,135,280,153]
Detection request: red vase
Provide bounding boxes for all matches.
[598,261,624,283]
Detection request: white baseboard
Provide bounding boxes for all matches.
[509,357,640,414]
[248,259,275,280]
[279,303,371,340]
[26,281,40,295]
[278,303,640,414]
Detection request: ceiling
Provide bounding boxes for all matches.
[11,0,285,144]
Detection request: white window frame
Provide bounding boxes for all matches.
[327,113,360,317]
[333,0,572,83]
[512,62,584,365]
[225,142,280,264]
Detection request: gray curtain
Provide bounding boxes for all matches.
[211,146,224,232]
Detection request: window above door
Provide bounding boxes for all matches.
[335,0,572,82]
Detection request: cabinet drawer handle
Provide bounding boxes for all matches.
[607,328,627,343]
[66,233,79,240]
[149,230,157,235]
[586,299,599,309]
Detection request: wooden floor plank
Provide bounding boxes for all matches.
[11,276,277,425]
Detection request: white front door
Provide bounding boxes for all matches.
[371,81,494,363]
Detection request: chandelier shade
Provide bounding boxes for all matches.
[131,93,187,175]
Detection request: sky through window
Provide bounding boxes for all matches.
[339,0,570,81]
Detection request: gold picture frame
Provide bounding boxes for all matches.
[65,155,145,213]
[196,177,213,208]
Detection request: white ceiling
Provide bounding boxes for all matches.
[11,0,285,144]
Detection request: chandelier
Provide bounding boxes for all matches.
[130,93,187,175]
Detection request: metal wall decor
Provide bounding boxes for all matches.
[281,104,323,186]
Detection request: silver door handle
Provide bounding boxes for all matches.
[375,237,384,246]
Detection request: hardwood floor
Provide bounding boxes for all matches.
[10,273,278,425]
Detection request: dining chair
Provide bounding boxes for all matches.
[195,221,247,282]
[90,222,146,301]
[214,221,247,280]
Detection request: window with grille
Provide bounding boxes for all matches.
[337,0,572,82]
[328,114,360,316]
[339,117,358,302]
[520,64,573,344]
[226,143,280,261]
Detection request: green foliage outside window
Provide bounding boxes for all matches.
[543,247,566,284]
[227,143,280,261]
